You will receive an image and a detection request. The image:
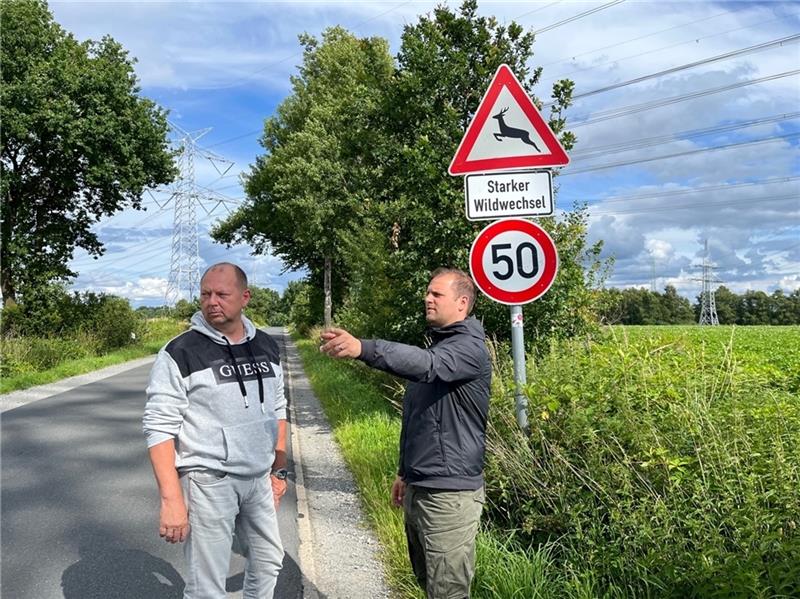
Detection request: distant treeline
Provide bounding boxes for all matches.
[598,285,800,325]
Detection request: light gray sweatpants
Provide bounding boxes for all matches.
[180,470,284,599]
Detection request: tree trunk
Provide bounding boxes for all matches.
[323,255,332,329]
[1,270,17,308]
[0,195,17,307]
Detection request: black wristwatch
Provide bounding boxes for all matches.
[271,468,289,480]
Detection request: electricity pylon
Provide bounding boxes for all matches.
[162,124,234,306]
[692,239,722,325]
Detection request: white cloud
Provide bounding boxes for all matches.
[645,238,674,261]
[778,275,800,291]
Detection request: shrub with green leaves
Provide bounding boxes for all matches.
[485,326,800,597]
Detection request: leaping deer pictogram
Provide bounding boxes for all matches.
[492,107,540,152]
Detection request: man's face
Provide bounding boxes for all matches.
[425,274,467,327]
[200,266,250,334]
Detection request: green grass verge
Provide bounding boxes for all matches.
[295,325,800,598]
[0,320,186,394]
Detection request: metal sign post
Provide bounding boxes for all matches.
[510,305,528,431]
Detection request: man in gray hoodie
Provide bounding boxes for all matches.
[143,263,287,599]
[321,268,491,599]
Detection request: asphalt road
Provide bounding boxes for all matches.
[1,329,303,599]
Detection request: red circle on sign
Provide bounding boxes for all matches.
[469,218,558,305]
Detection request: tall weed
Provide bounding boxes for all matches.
[486,326,800,597]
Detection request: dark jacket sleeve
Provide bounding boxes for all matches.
[358,337,485,383]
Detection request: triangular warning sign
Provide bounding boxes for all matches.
[449,64,569,176]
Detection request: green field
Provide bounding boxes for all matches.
[297,325,800,598]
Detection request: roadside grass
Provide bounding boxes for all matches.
[0,318,186,394]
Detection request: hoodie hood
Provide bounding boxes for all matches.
[190,311,258,344]
[429,316,485,341]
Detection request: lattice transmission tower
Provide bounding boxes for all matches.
[692,239,722,326]
[162,124,235,306]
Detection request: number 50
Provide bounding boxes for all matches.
[491,242,539,280]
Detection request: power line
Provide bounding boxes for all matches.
[539,9,732,69]
[533,0,626,35]
[562,132,800,175]
[569,112,800,160]
[569,69,800,128]
[544,34,800,107]
[205,129,263,149]
[588,193,798,215]
[513,1,564,21]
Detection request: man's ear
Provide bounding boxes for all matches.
[242,288,252,307]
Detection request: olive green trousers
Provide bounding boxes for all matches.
[403,485,485,599]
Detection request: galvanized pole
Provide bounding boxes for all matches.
[510,305,528,432]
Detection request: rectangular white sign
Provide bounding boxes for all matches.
[464,170,553,221]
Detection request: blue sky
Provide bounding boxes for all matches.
[51,0,800,306]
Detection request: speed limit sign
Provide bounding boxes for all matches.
[469,218,558,305]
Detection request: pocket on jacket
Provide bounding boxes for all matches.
[221,420,275,472]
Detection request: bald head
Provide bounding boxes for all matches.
[201,262,248,290]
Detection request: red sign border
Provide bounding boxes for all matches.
[449,64,570,176]
[469,218,559,305]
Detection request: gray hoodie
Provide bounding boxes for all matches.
[143,312,286,477]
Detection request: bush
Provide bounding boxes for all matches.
[0,332,100,378]
[91,296,143,351]
[484,326,800,596]
[286,280,317,335]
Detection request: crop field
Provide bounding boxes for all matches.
[615,325,799,393]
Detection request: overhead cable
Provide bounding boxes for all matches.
[533,0,626,35]
[588,193,798,215]
[569,69,800,127]
[539,15,785,87]
[539,10,731,68]
[562,132,800,175]
[560,176,800,205]
[514,1,564,21]
[569,112,800,159]
[543,34,800,107]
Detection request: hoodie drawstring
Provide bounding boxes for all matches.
[223,337,249,408]
[245,338,266,414]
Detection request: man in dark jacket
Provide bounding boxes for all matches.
[321,268,491,599]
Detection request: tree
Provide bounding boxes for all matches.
[245,286,286,326]
[213,27,394,328]
[0,0,175,306]
[661,285,694,324]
